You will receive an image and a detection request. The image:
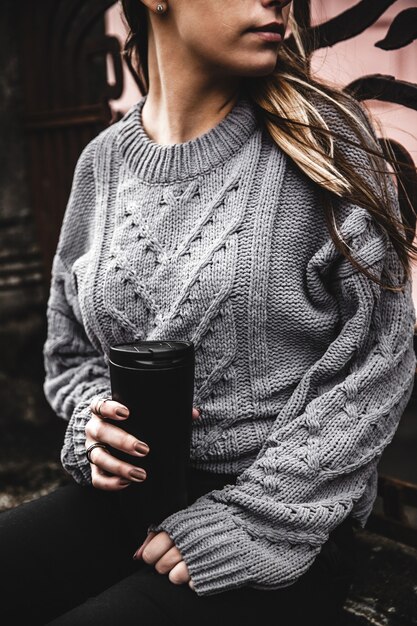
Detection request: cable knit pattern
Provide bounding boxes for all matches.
[43,92,416,595]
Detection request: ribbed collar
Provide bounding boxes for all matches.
[116,92,260,183]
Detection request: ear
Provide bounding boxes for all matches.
[139,0,158,13]
[139,0,167,13]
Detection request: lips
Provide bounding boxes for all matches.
[248,22,285,37]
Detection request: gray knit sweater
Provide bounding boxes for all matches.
[43,92,416,596]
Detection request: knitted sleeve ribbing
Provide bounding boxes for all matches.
[151,207,416,596]
[42,140,111,485]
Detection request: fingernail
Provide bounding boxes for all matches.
[134,441,149,455]
[120,479,132,486]
[116,408,129,417]
[132,549,140,560]
[129,468,146,481]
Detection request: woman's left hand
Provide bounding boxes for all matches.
[133,531,195,590]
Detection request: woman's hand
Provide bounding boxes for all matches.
[133,531,195,590]
[85,398,149,490]
[85,400,202,491]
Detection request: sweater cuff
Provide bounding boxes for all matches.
[150,500,256,596]
[61,388,111,485]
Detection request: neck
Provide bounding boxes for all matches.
[141,89,243,147]
[142,22,244,146]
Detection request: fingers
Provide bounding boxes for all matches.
[87,439,147,484]
[154,546,183,574]
[142,538,191,585]
[86,415,149,457]
[86,397,201,493]
[141,531,175,564]
[86,396,150,492]
[134,532,193,588]
[90,462,133,491]
[89,398,130,421]
[168,560,191,585]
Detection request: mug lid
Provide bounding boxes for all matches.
[109,340,194,368]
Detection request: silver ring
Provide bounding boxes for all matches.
[86,442,110,465]
[94,397,113,417]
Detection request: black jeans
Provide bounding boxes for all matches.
[0,468,357,626]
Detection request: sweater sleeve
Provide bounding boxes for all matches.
[151,205,416,596]
[43,139,111,485]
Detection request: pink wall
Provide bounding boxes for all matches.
[311,0,417,161]
[105,2,417,303]
[309,1,417,305]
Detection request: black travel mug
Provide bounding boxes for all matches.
[107,340,195,540]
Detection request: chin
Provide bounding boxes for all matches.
[240,60,278,77]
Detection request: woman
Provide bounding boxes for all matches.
[1,0,416,624]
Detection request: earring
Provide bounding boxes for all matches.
[156,3,167,13]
